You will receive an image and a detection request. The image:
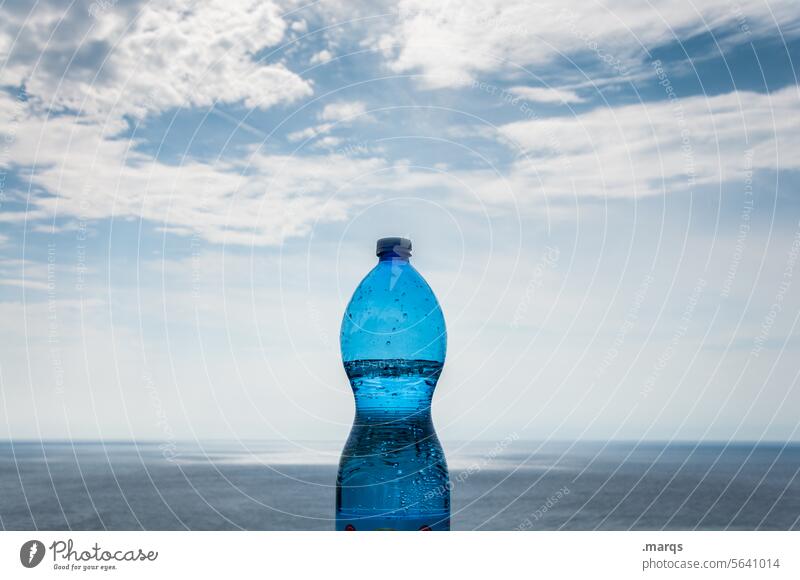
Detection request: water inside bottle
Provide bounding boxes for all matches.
[336,359,450,530]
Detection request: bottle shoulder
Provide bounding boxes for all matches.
[341,260,446,362]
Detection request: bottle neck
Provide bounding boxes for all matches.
[377,253,410,263]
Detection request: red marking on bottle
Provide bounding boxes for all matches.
[418,525,432,531]
[345,524,356,531]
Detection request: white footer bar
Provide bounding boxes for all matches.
[1,531,796,579]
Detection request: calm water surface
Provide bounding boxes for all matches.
[1,440,797,530]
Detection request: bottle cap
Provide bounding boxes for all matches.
[376,237,412,258]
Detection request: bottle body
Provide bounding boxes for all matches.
[336,240,449,530]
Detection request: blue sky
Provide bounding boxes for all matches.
[1,0,799,444]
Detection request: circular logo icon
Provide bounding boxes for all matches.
[20,540,46,568]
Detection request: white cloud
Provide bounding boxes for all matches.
[4,78,797,248]
[287,123,334,142]
[319,100,368,122]
[2,1,798,250]
[1,0,312,122]
[497,86,800,199]
[384,0,800,88]
[0,91,388,246]
[0,1,381,246]
[509,86,584,104]
[291,19,308,33]
[287,101,370,144]
[312,136,344,149]
[310,49,333,65]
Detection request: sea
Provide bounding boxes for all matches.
[1,440,798,530]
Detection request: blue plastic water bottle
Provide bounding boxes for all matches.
[336,237,450,531]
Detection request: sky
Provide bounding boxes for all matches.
[1,0,799,444]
